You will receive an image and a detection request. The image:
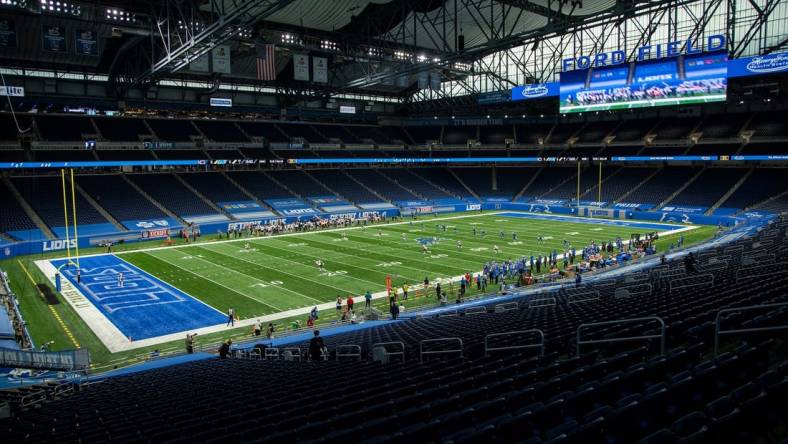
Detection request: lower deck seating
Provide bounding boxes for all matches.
[2,220,786,443]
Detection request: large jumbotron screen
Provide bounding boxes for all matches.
[559,51,728,113]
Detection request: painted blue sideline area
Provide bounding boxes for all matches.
[51,255,226,340]
[496,212,686,231]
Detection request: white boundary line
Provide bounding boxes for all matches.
[34,212,697,352]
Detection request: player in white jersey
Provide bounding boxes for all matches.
[422,244,429,254]
[457,240,462,249]
[315,259,325,271]
[493,245,500,254]
[402,233,406,241]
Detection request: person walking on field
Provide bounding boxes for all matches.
[227,307,235,327]
[364,290,372,309]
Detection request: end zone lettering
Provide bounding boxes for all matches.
[562,35,725,71]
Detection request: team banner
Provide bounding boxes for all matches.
[293,53,310,81]
[189,53,210,72]
[511,82,560,101]
[74,30,98,56]
[42,26,67,52]
[727,52,788,78]
[313,56,328,83]
[211,45,231,74]
[0,19,17,47]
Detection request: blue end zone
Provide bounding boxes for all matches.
[497,212,688,231]
[50,255,226,341]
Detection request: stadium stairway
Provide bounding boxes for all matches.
[512,168,543,202]
[71,179,127,233]
[171,173,236,220]
[0,174,56,240]
[218,171,276,212]
[611,167,664,206]
[655,167,707,209]
[705,167,755,215]
[448,168,483,201]
[341,170,392,203]
[375,169,426,200]
[408,169,466,201]
[300,170,348,203]
[260,170,308,201]
[120,174,187,225]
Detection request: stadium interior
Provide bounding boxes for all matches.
[0,0,787,442]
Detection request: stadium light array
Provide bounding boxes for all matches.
[394,50,410,61]
[417,54,428,63]
[453,62,471,71]
[106,8,135,23]
[1,0,26,7]
[320,40,338,51]
[366,46,382,57]
[281,33,301,45]
[40,0,80,16]
[236,26,252,39]
[177,20,204,32]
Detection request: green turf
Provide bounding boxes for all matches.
[1,211,717,371]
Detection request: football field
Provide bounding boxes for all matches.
[36,211,699,353]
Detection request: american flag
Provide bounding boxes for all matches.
[256,42,276,81]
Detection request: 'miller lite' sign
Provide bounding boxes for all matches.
[562,35,726,72]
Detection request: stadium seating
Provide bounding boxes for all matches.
[0,114,32,141]
[667,168,747,208]
[177,172,250,206]
[2,220,785,443]
[612,119,658,142]
[621,167,699,206]
[76,174,169,223]
[745,111,788,138]
[697,114,746,139]
[94,150,156,160]
[518,167,575,200]
[35,115,95,141]
[0,181,39,237]
[576,121,619,144]
[277,123,328,144]
[380,126,412,144]
[0,149,25,162]
[154,149,209,160]
[93,117,150,142]
[377,169,457,200]
[11,176,110,229]
[347,169,419,201]
[145,119,200,142]
[443,126,477,145]
[236,122,290,143]
[193,120,249,143]
[719,168,786,212]
[411,168,473,199]
[307,170,384,203]
[268,170,334,198]
[126,173,219,217]
[478,125,513,145]
[515,122,553,145]
[225,171,296,200]
[596,167,659,204]
[405,126,442,144]
[651,117,702,141]
[30,149,96,162]
[452,167,533,199]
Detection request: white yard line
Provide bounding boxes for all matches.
[34,213,698,353]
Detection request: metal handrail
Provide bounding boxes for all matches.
[335,344,362,361]
[668,273,714,292]
[714,303,788,356]
[528,297,556,308]
[464,306,487,316]
[371,341,405,362]
[484,329,545,357]
[576,316,665,357]
[280,347,302,361]
[567,290,600,304]
[264,347,280,360]
[494,302,519,313]
[419,337,463,363]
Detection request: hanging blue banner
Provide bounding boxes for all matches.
[0,19,17,47]
[74,30,99,56]
[42,25,67,52]
[511,82,560,101]
[727,53,788,78]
